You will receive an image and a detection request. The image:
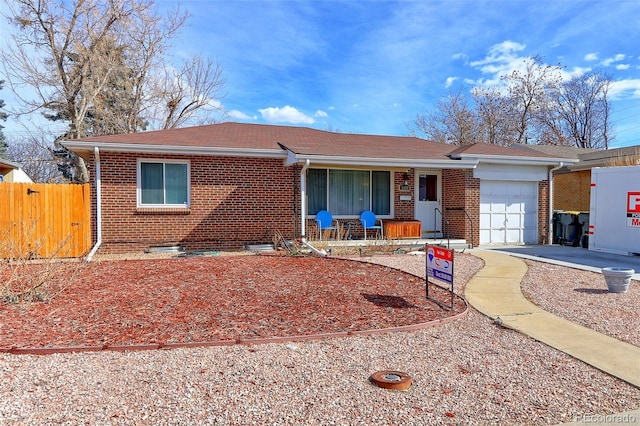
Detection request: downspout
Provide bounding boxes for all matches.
[298,159,326,257]
[547,162,563,246]
[86,147,102,262]
[300,159,310,239]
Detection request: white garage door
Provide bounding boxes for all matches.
[479,180,538,245]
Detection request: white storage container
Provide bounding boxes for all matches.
[589,165,640,255]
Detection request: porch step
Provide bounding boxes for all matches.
[422,239,472,251]
[430,240,473,251]
[315,238,472,252]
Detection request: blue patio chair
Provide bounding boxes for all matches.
[360,210,383,240]
[315,210,338,240]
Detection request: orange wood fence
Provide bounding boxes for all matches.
[0,183,91,258]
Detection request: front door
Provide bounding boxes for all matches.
[414,170,442,238]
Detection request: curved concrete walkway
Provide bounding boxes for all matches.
[466,250,640,387]
[465,250,640,424]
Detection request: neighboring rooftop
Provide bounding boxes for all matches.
[0,158,33,183]
[511,144,598,159]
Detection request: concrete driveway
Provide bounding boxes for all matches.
[481,244,640,281]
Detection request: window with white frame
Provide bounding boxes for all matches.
[307,168,391,216]
[137,159,190,207]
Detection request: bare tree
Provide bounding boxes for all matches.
[501,55,563,144]
[2,0,170,181]
[147,56,227,130]
[472,87,518,145]
[410,55,613,149]
[408,89,478,145]
[410,87,518,146]
[6,135,63,183]
[2,0,226,181]
[549,71,612,149]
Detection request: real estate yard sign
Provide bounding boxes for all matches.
[426,244,454,310]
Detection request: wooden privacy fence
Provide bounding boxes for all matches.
[0,183,91,259]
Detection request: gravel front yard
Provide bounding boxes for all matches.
[0,251,639,425]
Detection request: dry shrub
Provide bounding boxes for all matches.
[0,223,86,304]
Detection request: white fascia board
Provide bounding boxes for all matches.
[61,141,286,159]
[284,153,478,169]
[455,154,580,167]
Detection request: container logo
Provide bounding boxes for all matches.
[626,192,640,227]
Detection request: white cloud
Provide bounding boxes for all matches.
[602,53,626,66]
[258,106,315,124]
[228,110,255,120]
[452,52,467,62]
[445,76,458,88]
[466,41,598,95]
[562,66,592,79]
[315,110,328,118]
[616,64,630,70]
[609,79,640,100]
[470,41,526,68]
[468,41,528,84]
[584,53,598,61]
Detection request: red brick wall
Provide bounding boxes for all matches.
[89,152,297,254]
[86,156,551,253]
[538,179,550,244]
[394,171,414,219]
[442,169,480,246]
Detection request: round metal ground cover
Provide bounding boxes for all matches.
[370,370,412,391]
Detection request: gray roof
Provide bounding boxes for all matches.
[62,122,576,169]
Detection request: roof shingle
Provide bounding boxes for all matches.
[67,122,570,163]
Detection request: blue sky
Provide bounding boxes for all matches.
[2,0,640,148]
[163,0,640,148]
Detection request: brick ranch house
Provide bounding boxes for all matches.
[62,122,577,255]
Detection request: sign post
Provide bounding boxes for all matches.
[425,244,455,310]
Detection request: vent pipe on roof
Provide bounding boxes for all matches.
[86,147,102,262]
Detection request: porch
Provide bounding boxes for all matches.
[306,237,472,256]
[304,218,430,242]
[265,219,470,255]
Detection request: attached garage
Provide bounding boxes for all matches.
[479,180,538,245]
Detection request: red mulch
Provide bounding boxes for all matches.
[0,255,465,349]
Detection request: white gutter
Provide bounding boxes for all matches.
[547,162,564,245]
[61,141,286,159]
[86,147,102,262]
[285,154,478,169]
[451,154,579,167]
[298,159,327,257]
